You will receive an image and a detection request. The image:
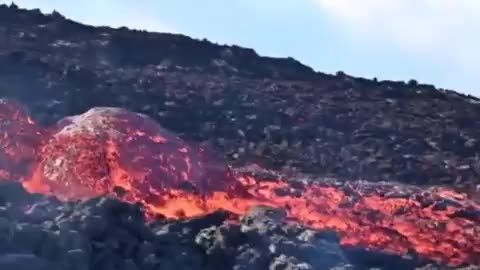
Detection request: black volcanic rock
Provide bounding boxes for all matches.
[1,3,480,192]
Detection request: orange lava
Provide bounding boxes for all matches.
[0,98,479,266]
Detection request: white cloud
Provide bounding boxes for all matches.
[314,0,480,88]
[314,0,479,50]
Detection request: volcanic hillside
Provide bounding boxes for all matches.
[1,4,480,191]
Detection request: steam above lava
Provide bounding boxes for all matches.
[0,98,479,266]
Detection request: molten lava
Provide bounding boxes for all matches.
[0,98,479,265]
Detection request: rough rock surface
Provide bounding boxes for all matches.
[0,4,480,192]
[0,181,473,270]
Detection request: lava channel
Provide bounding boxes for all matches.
[0,98,479,266]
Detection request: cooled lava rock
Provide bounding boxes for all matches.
[0,4,480,192]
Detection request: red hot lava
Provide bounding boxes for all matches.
[0,98,479,266]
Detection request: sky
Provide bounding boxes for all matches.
[3,0,480,97]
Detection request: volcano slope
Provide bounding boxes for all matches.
[1,4,480,191]
[0,3,480,270]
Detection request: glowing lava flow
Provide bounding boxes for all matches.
[0,98,479,266]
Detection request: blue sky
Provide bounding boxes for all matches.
[4,0,480,97]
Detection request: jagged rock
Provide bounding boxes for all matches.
[155,209,230,238]
[240,205,286,234]
[196,224,244,268]
[234,246,271,270]
[269,254,313,270]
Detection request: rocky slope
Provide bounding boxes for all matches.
[1,3,480,192]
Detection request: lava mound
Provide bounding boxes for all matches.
[28,106,236,199]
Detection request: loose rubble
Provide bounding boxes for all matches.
[1,181,477,270]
